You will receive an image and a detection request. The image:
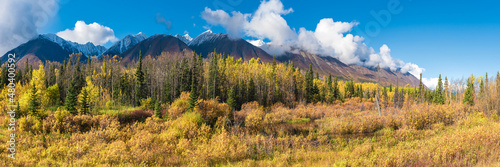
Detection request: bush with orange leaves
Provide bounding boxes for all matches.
[236,102,266,132]
[195,97,231,127]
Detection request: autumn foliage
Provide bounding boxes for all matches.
[1,52,500,166]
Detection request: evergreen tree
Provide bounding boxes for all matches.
[65,80,78,114]
[28,83,40,117]
[74,56,85,93]
[227,85,237,111]
[463,76,475,106]
[433,74,444,104]
[333,77,340,101]
[444,77,449,104]
[164,79,172,104]
[188,75,198,111]
[154,100,162,118]
[418,73,424,101]
[81,88,90,114]
[399,88,405,108]
[239,79,247,104]
[248,77,256,102]
[305,64,314,103]
[0,66,7,88]
[344,80,355,99]
[135,51,145,106]
[208,52,219,99]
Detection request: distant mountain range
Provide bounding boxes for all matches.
[0,30,419,86]
[102,32,148,56]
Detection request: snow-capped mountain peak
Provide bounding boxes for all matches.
[247,39,266,47]
[175,34,193,44]
[102,32,148,56]
[188,30,227,46]
[39,34,107,57]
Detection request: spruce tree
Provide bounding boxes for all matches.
[154,100,162,118]
[164,79,172,104]
[305,64,314,103]
[135,51,145,106]
[433,74,444,104]
[227,85,237,111]
[333,77,340,101]
[28,83,40,117]
[188,76,198,111]
[208,52,219,99]
[81,88,90,114]
[65,80,78,114]
[463,77,475,106]
[444,77,449,104]
[418,73,424,101]
[248,77,256,102]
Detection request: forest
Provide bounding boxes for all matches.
[1,51,500,166]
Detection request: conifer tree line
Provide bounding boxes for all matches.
[2,51,500,116]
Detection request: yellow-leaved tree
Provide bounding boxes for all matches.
[79,76,100,110]
[20,65,48,113]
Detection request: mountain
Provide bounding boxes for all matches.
[102,32,148,56]
[188,30,274,62]
[0,34,107,65]
[38,34,106,57]
[118,34,192,63]
[186,30,418,86]
[174,34,193,44]
[1,31,419,86]
[275,49,420,87]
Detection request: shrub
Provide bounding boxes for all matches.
[168,92,190,120]
[195,98,230,126]
[19,116,42,133]
[170,112,210,140]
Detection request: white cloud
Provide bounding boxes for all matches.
[201,0,296,48]
[299,18,363,64]
[400,62,424,77]
[0,0,58,56]
[57,21,118,45]
[201,8,249,39]
[201,0,425,77]
[422,77,439,90]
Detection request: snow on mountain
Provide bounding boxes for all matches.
[174,34,193,44]
[247,39,265,47]
[103,32,148,56]
[40,34,107,56]
[188,30,227,46]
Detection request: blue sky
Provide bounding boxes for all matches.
[12,0,500,87]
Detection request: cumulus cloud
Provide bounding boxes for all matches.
[57,21,118,45]
[201,0,425,77]
[201,0,296,52]
[422,77,439,90]
[0,0,58,56]
[201,8,249,39]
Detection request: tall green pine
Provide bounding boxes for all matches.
[28,83,40,117]
[463,76,475,106]
[65,80,78,114]
[433,74,444,104]
[135,51,145,106]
